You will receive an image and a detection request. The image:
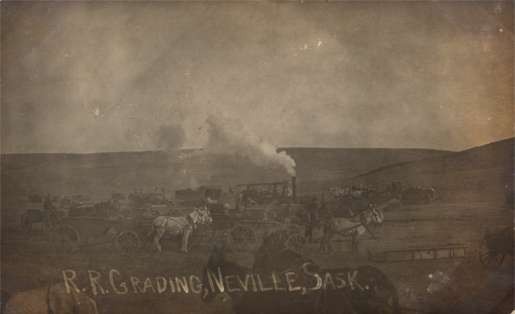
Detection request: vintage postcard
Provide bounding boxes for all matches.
[1,1,513,314]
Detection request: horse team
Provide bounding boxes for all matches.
[147,201,384,254]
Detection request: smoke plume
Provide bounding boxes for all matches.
[204,114,296,176]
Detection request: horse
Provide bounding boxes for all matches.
[333,206,384,237]
[320,207,384,253]
[150,207,212,253]
[201,242,400,314]
[4,282,98,314]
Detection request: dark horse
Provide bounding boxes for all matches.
[201,239,400,314]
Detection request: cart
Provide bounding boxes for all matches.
[52,217,143,255]
[190,205,305,253]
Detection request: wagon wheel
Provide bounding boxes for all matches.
[116,231,141,255]
[285,232,306,253]
[56,224,80,253]
[229,225,257,251]
[478,239,505,267]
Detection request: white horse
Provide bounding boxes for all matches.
[334,207,384,237]
[150,207,213,253]
[321,207,384,253]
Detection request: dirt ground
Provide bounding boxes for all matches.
[1,200,512,314]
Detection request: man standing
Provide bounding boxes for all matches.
[43,194,58,228]
[319,209,335,253]
[303,197,319,243]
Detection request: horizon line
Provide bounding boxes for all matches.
[1,136,513,156]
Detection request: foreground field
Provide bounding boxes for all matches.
[1,200,512,314]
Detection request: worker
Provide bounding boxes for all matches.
[319,211,334,254]
[303,197,319,243]
[43,194,58,228]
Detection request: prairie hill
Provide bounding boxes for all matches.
[344,138,514,202]
[1,147,449,204]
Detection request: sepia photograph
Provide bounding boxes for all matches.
[1,1,513,313]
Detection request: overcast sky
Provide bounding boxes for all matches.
[1,1,513,153]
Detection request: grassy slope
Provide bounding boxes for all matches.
[344,138,514,201]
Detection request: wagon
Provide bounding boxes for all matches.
[172,179,306,253]
[52,217,144,255]
[20,208,58,232]
[187,201,306,253]
[328,195,372,219]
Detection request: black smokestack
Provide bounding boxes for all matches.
[291,176,297,201]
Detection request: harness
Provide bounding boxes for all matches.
[186,214,196,230]
[154,209,210,234]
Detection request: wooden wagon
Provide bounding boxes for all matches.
[192,204,306,253]
[52,216,144,255]
[172,180,306,253]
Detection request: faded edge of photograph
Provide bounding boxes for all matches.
[1,1,513,314]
